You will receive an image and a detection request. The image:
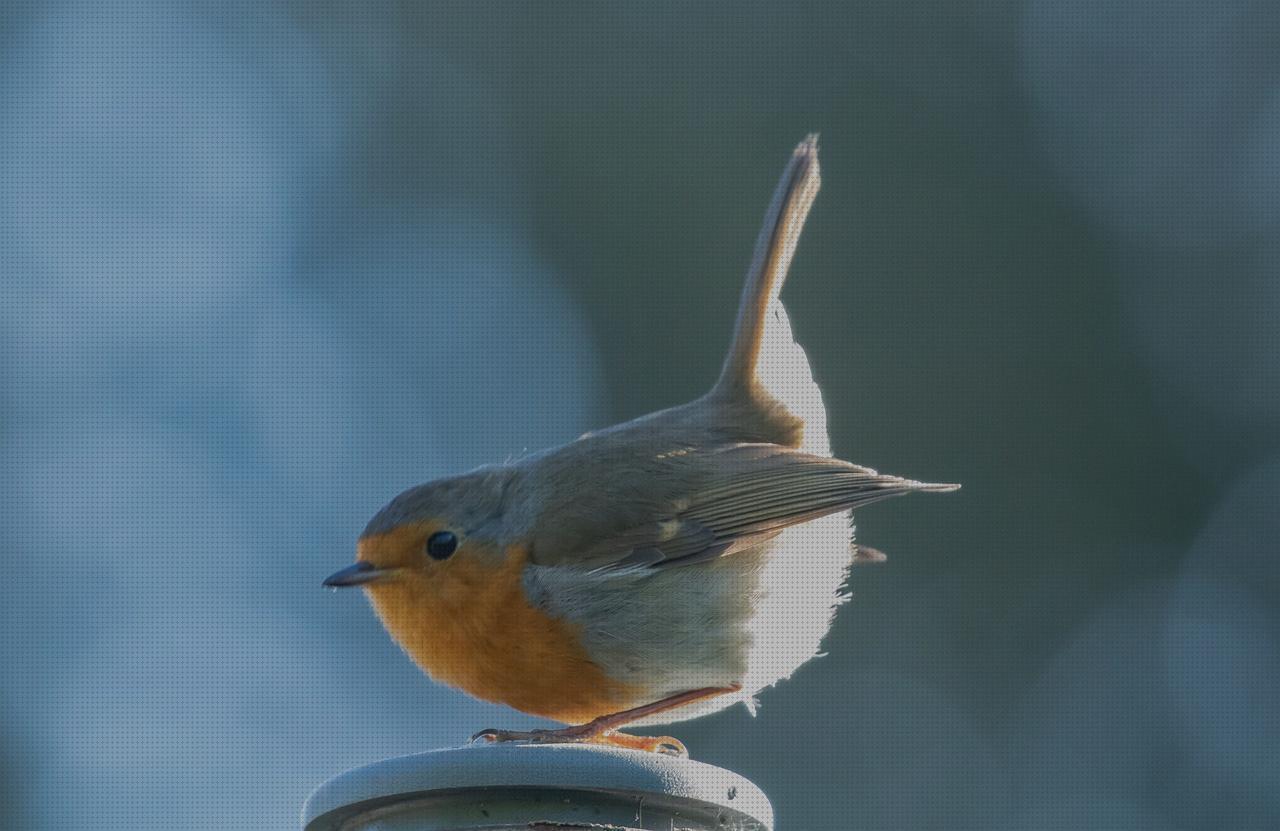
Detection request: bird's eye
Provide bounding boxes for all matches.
[425,530,458,560]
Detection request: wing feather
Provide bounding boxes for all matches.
[539,443,957,571]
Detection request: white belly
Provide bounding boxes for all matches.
[526,510,853,725]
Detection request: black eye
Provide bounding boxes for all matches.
[425,530,458,560]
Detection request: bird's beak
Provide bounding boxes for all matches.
[323,561,393,588]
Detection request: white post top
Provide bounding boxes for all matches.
[302,743,773,831]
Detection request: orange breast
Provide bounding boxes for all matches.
[362,537,637,724]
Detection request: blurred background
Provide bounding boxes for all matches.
[1,1,1277,828]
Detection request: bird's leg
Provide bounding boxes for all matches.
[471,685,742,757]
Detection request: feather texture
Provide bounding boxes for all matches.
[538,443,957,571]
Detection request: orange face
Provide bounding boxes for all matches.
[337,520,638,724]
[358,521,460,573]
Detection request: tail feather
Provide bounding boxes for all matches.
[715,134,822,397]
[711,135,829,454]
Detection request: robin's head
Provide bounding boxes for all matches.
[323,466,514,591]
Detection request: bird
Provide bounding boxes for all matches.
[323,135,958,756]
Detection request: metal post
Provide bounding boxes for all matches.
[302,744,773,831]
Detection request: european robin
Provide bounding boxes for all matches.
[324,136,958,755]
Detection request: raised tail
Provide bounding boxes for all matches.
[714,134,821,396]
[710,135,830,453]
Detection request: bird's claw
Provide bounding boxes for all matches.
[470,727,545,745]
[469,727,514,745]
[653,737,688,757]
[470,727,576,746]
[468,727,687,757]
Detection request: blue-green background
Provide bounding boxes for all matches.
[2,2,1277,828]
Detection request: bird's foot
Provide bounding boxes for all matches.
[470,725,687,757]
[469,685,740,758]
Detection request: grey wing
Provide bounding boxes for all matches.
[551,443,958,572]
